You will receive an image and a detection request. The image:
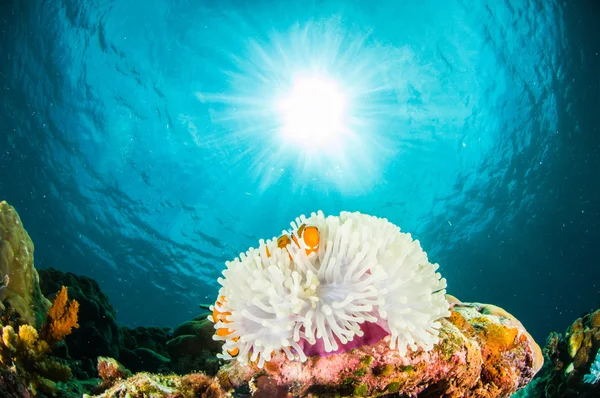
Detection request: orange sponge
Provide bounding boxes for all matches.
[40,286,79,345]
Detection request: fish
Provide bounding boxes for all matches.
[266,223,320,259]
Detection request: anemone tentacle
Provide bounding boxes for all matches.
[210,210,450,368]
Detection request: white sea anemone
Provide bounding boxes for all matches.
[210,211,450,367]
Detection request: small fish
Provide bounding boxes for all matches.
[210,295,239,357]
[266,224,320,258]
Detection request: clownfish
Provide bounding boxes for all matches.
[265,223,320,259]
[211,295,239,357]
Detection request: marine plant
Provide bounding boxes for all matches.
[210,210,450,367]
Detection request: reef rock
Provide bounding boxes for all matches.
[0,201,51,328]
[86,370,227,398]
[219,296,542,398]
[514,308,600,398]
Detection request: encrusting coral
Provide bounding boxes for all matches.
[219,295,543,397]
[87,357,227,398]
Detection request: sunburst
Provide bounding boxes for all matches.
[194,15,404,193]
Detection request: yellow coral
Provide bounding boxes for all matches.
[18,324,38,346]
[40,285,79,345]
[0,201,51,327]
[0,323,72,395]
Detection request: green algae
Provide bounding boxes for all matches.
[360,355,374,366]
[353,368,366,377]
[385,381,400,393]
[374,364,394,376]
[353,383,368,396]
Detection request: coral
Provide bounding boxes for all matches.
[38,268,121,378]
[40,286,79,346]
[211,210,449,368]
[513,308,600,398]
[119,326,172,373]
[0,201,51,328]
[85,371,228,398]
[0,324,72,395]
[97,356,132,390]
[583,348,600,384]
[120,326,171,359]
[220,297,542,397]
[166,315,223,375]
[0,365,30,397]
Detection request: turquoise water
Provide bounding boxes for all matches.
[1,0,598,346]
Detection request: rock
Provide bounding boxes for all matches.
[84,371,228,398]
[0,201,51,328]
[219,297,542,397]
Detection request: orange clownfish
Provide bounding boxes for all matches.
[212,295,239,357]
[266,223,320,259]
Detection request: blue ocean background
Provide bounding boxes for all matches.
[0,0,598,348]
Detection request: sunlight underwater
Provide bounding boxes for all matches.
[191,15,470,194]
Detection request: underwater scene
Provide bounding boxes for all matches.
[1,0,599,396]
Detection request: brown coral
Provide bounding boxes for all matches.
[40,286,79,346]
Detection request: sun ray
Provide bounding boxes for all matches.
[192,15,405,194]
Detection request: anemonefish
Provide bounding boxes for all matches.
[265,223,320,259]
[212,296,239,356]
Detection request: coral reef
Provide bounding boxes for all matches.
[0,323,73,395]
[1,202,549,397]
[583,348,600,384]
[514,308,600,397]
[0,203,81,396]
[0,201,51,328]
[219,296,542,397]
[87,364,227,398]
[38,268,121,378]
[119,326,172,373]
[0,365,30,398]
[166,314,223,376]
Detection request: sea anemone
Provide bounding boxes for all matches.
[210,211,450,368]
